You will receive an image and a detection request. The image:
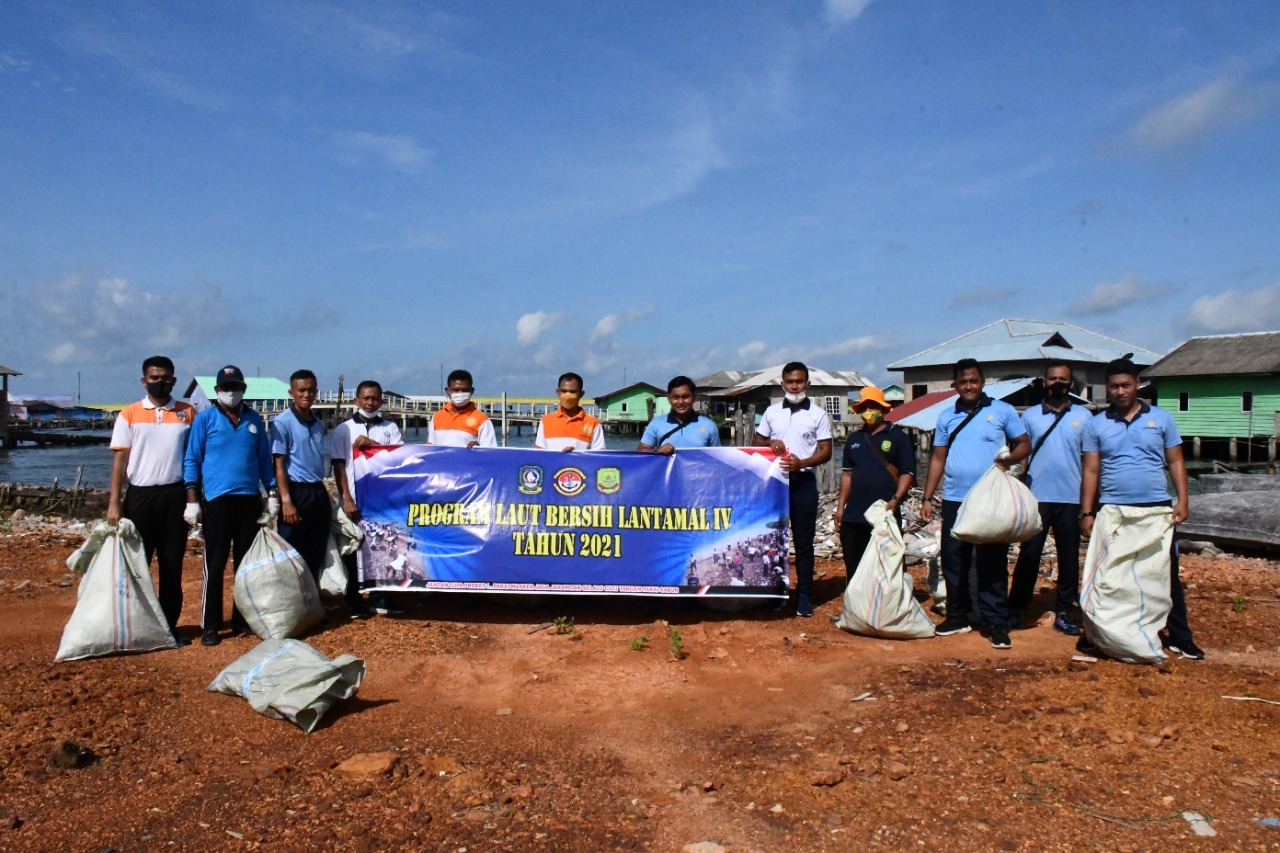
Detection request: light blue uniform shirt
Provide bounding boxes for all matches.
[640,413,721,449]
[269,407,328,483]
[1083,403,1181,505]
[1022,402,1091,504]
[183,405,275,501]
[934,395,1027,502]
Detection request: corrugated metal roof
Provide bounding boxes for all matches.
[888,318,1161,370]
[712,364,870,396]
[1143,331,1280,377]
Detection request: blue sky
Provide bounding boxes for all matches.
[3,1,1279,402]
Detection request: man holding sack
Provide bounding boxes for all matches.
[920,359,1030,649]
[1080,357,1203,661]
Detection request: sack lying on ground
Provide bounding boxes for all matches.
[56,520,177,661]
[319,507,362,597]
[1080,505,1172,664]
[206,639,365,733]
[837,501,936,639]
[952,449,1042,544]
[234,525,324,639]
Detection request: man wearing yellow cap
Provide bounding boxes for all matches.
[832,386,916,583]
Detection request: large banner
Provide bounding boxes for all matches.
[352,446,790,598]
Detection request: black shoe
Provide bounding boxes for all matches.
[200,630,221,647]
[768,596,788,613]
[1075,636,1100,656]
[229,624,250,637]
[348,603,373,620]
[1006,609,1027,630]
[1053,612,1082,636]
[796,594,813,618]
[935,614,971,636]
[989,627,1012,649]
[172,632,192,647]
[1166,639,1205,660]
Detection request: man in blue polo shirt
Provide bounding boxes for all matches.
[920,358,1030,649]
[270,369,329,585]
[184,365,278,646]
[637,376,721,453]
[1008,361,1092,635]
[1081,356,1202,659]
[753,361,833,618]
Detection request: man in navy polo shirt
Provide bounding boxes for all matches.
[1080,356,1202,659]
[833,385,915,583]
[920,358,1030,649]
[753,361,833,618]
[184,365,278,646]
[1008,361,1092,635]
[270,369,329,585]
[638,375,721,453]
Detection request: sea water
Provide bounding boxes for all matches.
[0,428,646,489]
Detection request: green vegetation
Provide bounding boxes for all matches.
[629,635,648,652]
[667,628,685,661]
[552,615,576,635]
[1231,595,1247,614]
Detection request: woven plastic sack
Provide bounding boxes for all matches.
[234,525,324,640]
[319,507,362,597]
[952,449,1042,544]
[1080,505,1172,664]
[837,502,936,639]
[56,520,177,660]
[207,639,365,733]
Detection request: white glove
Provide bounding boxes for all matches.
[183,502,202,526]
[267,495,281,517]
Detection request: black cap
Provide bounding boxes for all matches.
[216,365,246,388]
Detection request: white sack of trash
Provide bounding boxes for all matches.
[207,639,365,732]
[56,520,178,661]
[1080,505,1173,665]
[952,448,1043,544]
[837,501,936,639]
[234,523,324,640]
[319,506,362,597]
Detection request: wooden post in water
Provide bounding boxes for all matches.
[501,392,508,447]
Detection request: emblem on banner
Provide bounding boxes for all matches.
[518,465,544,495]
[553,467,587,497]
[596,467,621,495]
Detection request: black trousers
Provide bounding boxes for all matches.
[789,472,818,602]
[940,499,1011,627]
[1009,502,1081,615]
[123,482,186,630]
[201,493,261,631]
[278,481,330,583]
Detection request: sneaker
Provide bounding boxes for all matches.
[1053,612,1082,636]
[935,614,971,636]
[348,603,373,621]
[172,632,192,647]
[989,627,1012,649]
[1075,636,1100,656]
[768,596,788,613]
[1006,609,1027,630]
[200,630,221,647]
[796,594,813,618]
[1166,639,1205,660]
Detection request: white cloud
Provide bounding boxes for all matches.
[63,24,229,110]
[590,314,621,342]
[1176,282,1280,334]
[47,342,77,364]
[737,341,768,363]
[329,131,431,174]
[823,0,874,27]
[1067,274,1174,316]
[1124,74,1280,151]
[515,311,563,346]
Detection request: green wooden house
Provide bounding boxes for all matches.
[593,382,666,431]
[1143,331,1280,462]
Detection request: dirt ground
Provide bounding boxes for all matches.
[1,520,1278,852]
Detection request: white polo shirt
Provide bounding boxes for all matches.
[756,398,833,473]
[109,397,194,487]
[330,414,404,494]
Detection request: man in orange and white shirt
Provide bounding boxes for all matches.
[107,355,195,642]
[428,369,498,448]
[535,372,605,452]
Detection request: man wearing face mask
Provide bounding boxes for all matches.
[832,386,915,585]
[429,370,498,448]
[753,362,833,618]
[1007,361,1091,635]
[331,379,404,618]
[107,355,195,643]
[183,365,278,646]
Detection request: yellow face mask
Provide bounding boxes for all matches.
[860,409,884,428]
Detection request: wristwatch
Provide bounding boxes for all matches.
[1079,510,1096,520]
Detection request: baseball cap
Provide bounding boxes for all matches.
[216,365,247,388]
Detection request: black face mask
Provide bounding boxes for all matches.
[146,381,175,398]
[1045,382,1070,399]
